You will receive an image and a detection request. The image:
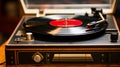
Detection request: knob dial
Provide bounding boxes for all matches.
[32,52,43,63]
[26,32,33,40]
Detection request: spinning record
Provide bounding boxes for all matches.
[23,15,108,41]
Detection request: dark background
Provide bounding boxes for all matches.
[115,0,120,18]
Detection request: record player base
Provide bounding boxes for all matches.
[5,46,120,66]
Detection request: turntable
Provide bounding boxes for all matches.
[6,0,120,66]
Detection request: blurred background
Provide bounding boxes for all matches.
[0,0,24,45]
[0,0,120,45]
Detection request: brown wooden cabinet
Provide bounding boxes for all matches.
[0,0,23,35]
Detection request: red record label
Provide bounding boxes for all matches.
[50,19,83,27]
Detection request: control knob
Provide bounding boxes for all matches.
[26,32,33,40]
[32,52,44,63]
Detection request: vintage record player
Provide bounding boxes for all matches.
[5,0,120,66]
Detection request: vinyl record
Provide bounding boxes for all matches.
[23,15,108,41]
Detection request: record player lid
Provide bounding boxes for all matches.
[20,0,117,16]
